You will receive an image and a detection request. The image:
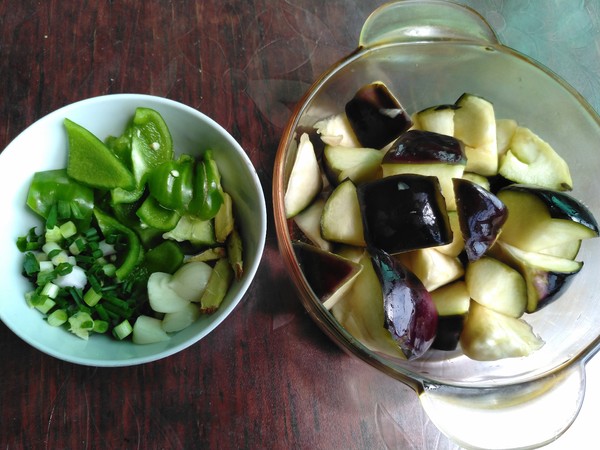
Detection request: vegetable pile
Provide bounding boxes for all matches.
[284,81,599,362]
[17,108,243,343]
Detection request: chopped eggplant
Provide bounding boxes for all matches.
[370,248,438,360]
[465,256,527,318]
[358,174,452,254]
[497,185,599,251]
[460,300,544,361]
[293,242,362,310]
[499,126,572,190]
[345,81,413,149]
[381,129,467,209]
[453,178,508,261]
[321,178,366,246]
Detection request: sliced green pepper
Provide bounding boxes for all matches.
[64,118,136,191]
[26,169,94,229]
[188,150,224,220]
[136,195,181,231]
[93,208,143,281]
[111,107,174,204]
[139,240,184,274]
[130,107,174,187]
[147,155,194,214]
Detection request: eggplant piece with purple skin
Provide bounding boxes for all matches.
[358,173,452,254]
[370,248,438,360]
[497,185,599,251]
[381,130,467,210]
[293,241,362,310]
[453,178,508,261]
[489,241,583,313]
[345,81,413,150]
[430,281,470,351]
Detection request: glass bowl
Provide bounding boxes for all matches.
[0,94,267,367]
[273,1,600,448]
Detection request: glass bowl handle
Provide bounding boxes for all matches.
[418,362,586,449]
[359,0,499,48]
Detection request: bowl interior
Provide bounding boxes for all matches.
[275,41,600,387]
[0,94,266,367]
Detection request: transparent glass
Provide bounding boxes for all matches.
[273,1,600,448]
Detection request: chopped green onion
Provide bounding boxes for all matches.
[23,252,40,276]
[102,302,132,319]
[112,319,133,340]
[93,320,109,333]
[54,262,74,276]
[47,309,68,327]
[35,297,56,314]
[68,287,84,306]
[37,270,56,285]
[85,228,99,242]
[68,311,94,340]
[102,263,117,277]
[41,282,60,299]
[83,288,102,307]
[45,225,62,243]
[94,303,110,321]
[16,236,29,252]
[42,242,61,255]
[88,273,102,293]
[59,221,77,239]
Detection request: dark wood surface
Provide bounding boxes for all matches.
[2,1,599,449]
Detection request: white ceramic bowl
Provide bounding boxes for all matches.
[0,94,266,367]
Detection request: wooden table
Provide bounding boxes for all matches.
[2,1,599,449]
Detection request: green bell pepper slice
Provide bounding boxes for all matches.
[147,155,194,214]
[26,169,94,229]
[111,107,174,204]
[93,208,143,281]
[188,150,224,220]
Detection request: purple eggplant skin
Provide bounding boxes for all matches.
[454,178,508,261]
[529,268,579,313]
[293,241,356,302]
[383,129,466,165]
[345,82,413,150]
[432,315,464,351]
[500,184,599,234]
[370,248,438,360]
[358,174,452,254]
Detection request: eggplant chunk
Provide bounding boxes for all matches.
[412,104,456,136]
[358,174,452,254]
[394,248,464,292]
[453,178,508,261]
[460,300,544,361]
[293,242,362,310]
[497,185,599,251]
[330,250,407,359]
[321,178,366,246]
[284,133,322,218]
[490,241,583,313]
[431,281,471,351]
[453,93,498,176]
[465,256,527,318]
[499,126,572,190]
[370,248,438,360]
[323,145,384,185]
[345,81,412,149]
[381,129,466,210]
